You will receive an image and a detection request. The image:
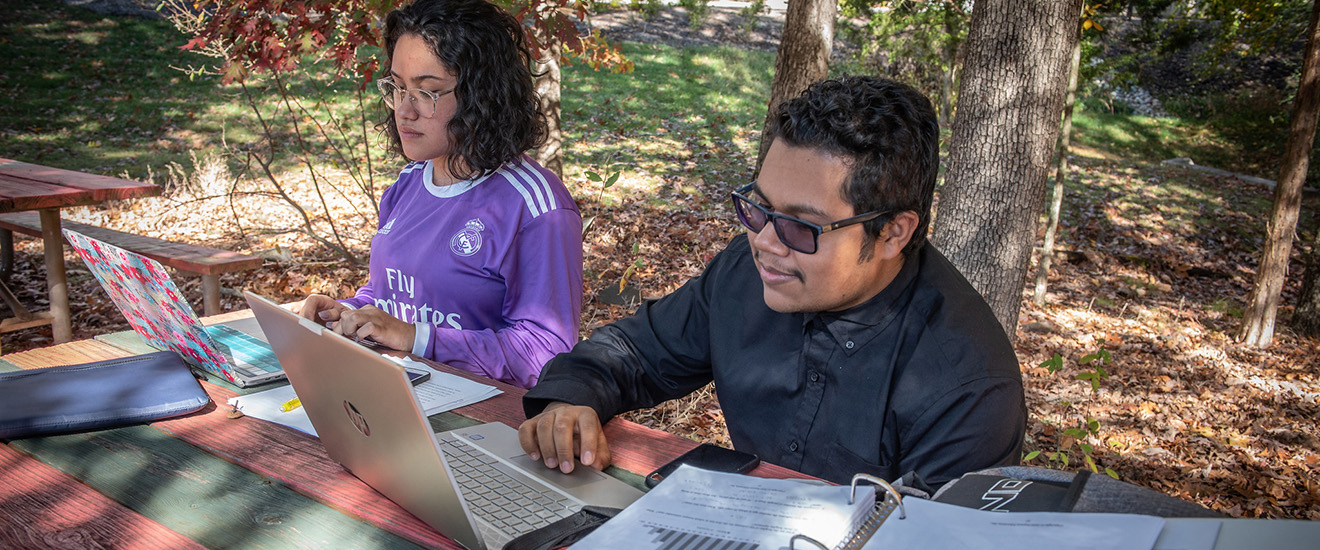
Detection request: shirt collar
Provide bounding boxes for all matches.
[805,244,924,353]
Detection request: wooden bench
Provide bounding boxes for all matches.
[0,211,262,317]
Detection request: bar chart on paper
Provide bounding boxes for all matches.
[645,526,759,550]
[568,466,872,550]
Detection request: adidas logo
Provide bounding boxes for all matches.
[378,217,396,235]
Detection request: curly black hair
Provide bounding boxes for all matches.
[381,0,548,180]
[767,75,939,259]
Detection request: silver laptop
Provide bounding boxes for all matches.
[244,292,642,550]
[62,228,284,387]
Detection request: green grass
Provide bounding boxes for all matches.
[1071,87,1317,183]
[0,1,228,178]
[0,2,773,200]
[0,0,387,182]
[560,42,775,209]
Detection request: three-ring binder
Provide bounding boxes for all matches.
[789,474,907,550]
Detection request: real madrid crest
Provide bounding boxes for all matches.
[450,218,486,257]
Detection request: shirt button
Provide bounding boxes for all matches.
[845,341,855,349]
[788,441,799,452]
[809,371,820,382]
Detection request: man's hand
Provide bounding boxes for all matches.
[518,402,612,474]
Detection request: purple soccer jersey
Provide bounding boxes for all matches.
[343,156,583,388]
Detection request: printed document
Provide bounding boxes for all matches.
[228,356,500,436]
[571,464,874,550]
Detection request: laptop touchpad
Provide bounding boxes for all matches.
[506,453,612,490]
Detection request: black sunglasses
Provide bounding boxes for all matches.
[731,183,891,254]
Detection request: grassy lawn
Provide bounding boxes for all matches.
[0,0,388,181]
[1070,88,1317,182]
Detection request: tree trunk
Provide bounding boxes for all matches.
[1297,217,1320,337]
[931,0,1083,340]
[754,0,836,173]
[1034,20,1083,307]
[937,4,962,129]
[533,50,564,179]
[1243,0,1320,346]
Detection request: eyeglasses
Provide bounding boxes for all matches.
[376,78,454,119]
[731,183,891,254]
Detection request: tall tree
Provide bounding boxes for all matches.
[931,0,1084,338]
[755,0,837,172]
[1241,0,1320,346]
[1035,3,1104,306]
[1034,18,1083,307]
[1297,208,1320,338]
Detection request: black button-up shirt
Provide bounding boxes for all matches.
[525,235,1025,488]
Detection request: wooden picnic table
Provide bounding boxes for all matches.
[0,309,808,549]
[0,158,159,343]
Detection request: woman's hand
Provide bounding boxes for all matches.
[294,294,349,325]
[329,305,418,353]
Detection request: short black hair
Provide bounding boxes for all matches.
[767,75,939,258]
[382,0,548,179]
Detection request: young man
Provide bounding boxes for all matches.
[519,76,1025,489]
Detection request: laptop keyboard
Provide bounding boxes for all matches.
[205,325,282,377]
[438,437,581,534]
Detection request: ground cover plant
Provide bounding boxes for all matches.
[2,0,1318,519]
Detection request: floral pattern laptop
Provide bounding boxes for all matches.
[63,228,283,387]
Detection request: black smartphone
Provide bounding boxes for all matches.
[405,368,431,386]
[645,443,760,488]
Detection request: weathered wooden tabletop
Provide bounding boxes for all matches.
[0,310,807,549]
[0,157,160,343]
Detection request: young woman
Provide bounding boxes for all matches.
[298,0,582,389]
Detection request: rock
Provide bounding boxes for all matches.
[1022,321,1056,334]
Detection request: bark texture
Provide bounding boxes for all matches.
[1244,0,1320,345]
[754,0,835,173]
[931,0,1083,339]
[533,53,564,179]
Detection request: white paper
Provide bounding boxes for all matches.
[227,356,500,437]
[571,465,874,550]
[861,497,1166,550]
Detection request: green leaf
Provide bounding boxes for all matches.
[1040,353,1064,372]
[1024,450,1041,461]
[1080,443,1094,454]
[1085,455,1098,473]
[605,172,620,187]
[586,171,603,182]
[1081,353,1099,364]
[1064,428,1087,439]
[1105,468,1119,479]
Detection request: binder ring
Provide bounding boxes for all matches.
[788,534,829,550]
[850,473,906,519]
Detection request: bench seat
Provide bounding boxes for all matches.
[0,211,262,316]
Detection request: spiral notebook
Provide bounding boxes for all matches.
[803,477,1167,550]
[568,466,1166,550]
